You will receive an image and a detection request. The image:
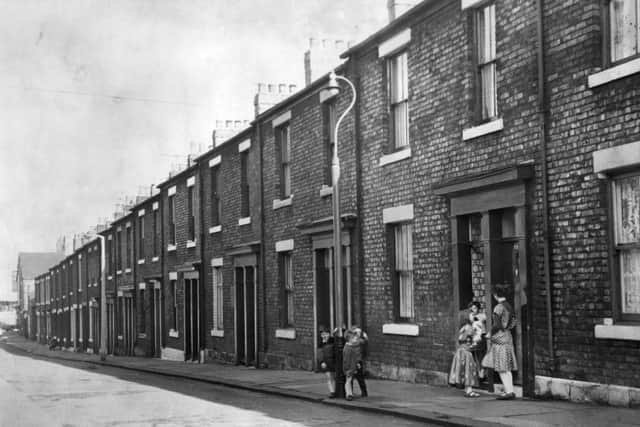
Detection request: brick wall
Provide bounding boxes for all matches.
[354,0,541,382]
[540,0,640,388]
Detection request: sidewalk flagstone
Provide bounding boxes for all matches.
[3,334,639,427]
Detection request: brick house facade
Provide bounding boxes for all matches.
[158,165,204,362]
[131,193,163,357]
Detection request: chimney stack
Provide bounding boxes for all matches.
[304,38,351,86]
[387,0,418,22]
[211,119,251,147]
[254,82,297,117]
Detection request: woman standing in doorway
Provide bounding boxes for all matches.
[487,283,517,400]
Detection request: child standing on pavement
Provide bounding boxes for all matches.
[343,326,368,401]
[317,325,336,398]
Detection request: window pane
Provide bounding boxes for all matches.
[393,101,409,148]
[621,249,640,314]
[399,271,414,318]
[616,175,640,244]
[481,62,497,119]
[610,0,639,62]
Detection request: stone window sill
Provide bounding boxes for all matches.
[238,217,251,226]
[275,328,296,340]
[588,57,640,88]
[169,329,179,338]
[107,275,113,281]
[186,240,197,248]
[210,329,224,337]
[209,225,222,234]
[273,196,293,210]
[125,268,131,274]
[379,147,411,167]
[594,324,640,341]
[152,257,159,262]
[319,185,333,198]
[382,323,419,336]
[167,244,176,252]
[116,270,122,276]
[138,333,147,339]
[138,259,145,265]
[462,118,504,141]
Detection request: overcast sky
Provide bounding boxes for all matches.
[0,0,388,299]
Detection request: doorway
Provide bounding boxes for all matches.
[234,254,257,367]
[315,248,332,332]
[151,281,163,358]
[184,275,200,362]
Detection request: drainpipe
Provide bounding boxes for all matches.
[257,121,267,368]
[97,235,107,361]
[536,0,554,368]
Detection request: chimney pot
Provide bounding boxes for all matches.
[289,84,297,93]
[278,83,286,93]
[257,83,265,93]
[267,84,274,93]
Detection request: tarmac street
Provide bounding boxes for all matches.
[0,345,433,427]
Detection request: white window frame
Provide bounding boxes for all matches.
[276,123,292,198]
[212,266,224,332]
[609,0,640,64]
[282,252,294,327]
[612,173,640,318]
[475,3,497,122]
[388,50,409,150]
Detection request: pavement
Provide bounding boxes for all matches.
[2,334,639,427]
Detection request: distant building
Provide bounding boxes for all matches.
[15,252,64,337]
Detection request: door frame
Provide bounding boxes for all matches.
[233,254,258,366]
[310,231,352,371]
[434,164,534,396]
[183,271,200,362]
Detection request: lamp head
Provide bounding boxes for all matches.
[324,71,341,98]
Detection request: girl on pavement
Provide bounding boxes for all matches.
[487,283,518,400]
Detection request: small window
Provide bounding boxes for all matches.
[212,267,224,330]
[613,173,640,318]
[276,124,292,198]
[168,195,176,245]
[475,3,497,121]
[240,151,250,218]
[211,166,221,226]
[281,253,294,327]
[153,209,159,256]
[609,0,640,64]
[323,100,337,186]
[116,230,122,270]
[138,215,145,259]
[126,226,132,268]
[388,51,409,150]
[188,186,195,241]
[392,223,414,320]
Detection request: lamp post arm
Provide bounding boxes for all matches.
[332,74,357,165]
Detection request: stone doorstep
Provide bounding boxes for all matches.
[535,375,640,408]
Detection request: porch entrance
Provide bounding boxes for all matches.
[234,254,257,366]
[183,273,200,362]
[435,165,534,395]
[151,281,163,358]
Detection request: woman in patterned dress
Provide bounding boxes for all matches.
[487,283,517,400]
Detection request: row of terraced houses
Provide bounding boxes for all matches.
[29,0,640,406]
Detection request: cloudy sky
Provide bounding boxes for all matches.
[0,0,388,299]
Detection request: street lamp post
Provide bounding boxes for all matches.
[325,70,356,398]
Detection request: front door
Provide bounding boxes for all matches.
[234,260,257,366]
[316,248,332,332]
[184,278,200,362]
[152,282,163,358]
